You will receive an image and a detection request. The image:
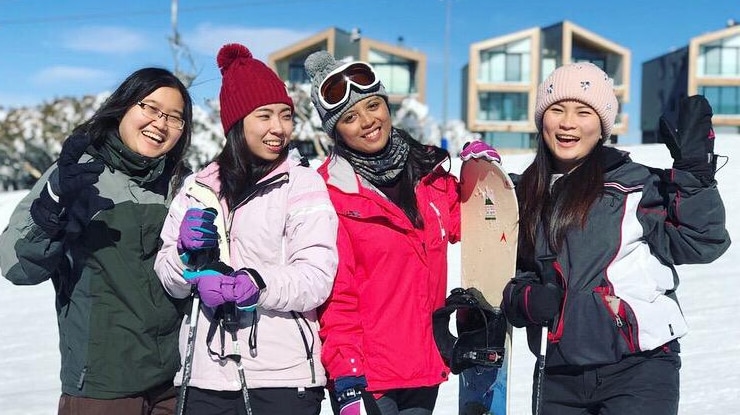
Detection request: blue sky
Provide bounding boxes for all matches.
[0,0,737,143]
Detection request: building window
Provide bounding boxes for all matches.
[483,131,531,149]
[700,86,740,114]
[478,92,528,121]
[368,50,417,96]
[574,58,606,71]
[479,38,531,83]
[373,62,416,95]
[288,63,311,84]
[700,34,740,77]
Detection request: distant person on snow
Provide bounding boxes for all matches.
[154,43,338,415]
[502,62,731,415]
[0,67,194,414]
[303,50,500,415]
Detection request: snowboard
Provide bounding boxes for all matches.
[458,158,518,415]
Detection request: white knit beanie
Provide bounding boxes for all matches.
[304,51,388,139]
[535,62,618,140]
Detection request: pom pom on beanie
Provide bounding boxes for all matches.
[217,43,294,134]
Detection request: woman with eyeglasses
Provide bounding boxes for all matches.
[155,43,338,415]
[303,51,500,415]
[0,68,193,414]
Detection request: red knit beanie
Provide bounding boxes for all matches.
[217,43,294,134]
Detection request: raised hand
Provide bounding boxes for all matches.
[30,134,113,239]
[52,134,107,206]
[659,95,717,185]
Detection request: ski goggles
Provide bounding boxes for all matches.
[318,61,380,111]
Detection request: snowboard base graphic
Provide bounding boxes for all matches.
[458,159,518,415]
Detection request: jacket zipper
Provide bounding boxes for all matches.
[201,173,288,246]
[291,311,316,384]
[428,201,446,240]
[594,286,637,353]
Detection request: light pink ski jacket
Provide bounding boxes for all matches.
[155,153,338,391]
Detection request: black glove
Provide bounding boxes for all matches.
[510,281,563,326]
[29,185,67,239]
[52,134,114,237]
[659,95,717,185]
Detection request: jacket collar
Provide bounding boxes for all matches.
[195,149,302,192]
[320,155,362,194]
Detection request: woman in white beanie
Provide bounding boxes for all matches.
[303,51,499,415]
[502,62,730,414]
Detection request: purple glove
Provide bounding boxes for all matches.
[178,208,218,264]
[460,140,501,163]
[224,269,264,310]
[183,262,265,309]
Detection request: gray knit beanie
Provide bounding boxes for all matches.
[304,51,388,139]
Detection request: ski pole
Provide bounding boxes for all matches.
[177,209,220,415]
[533,326,548,415]
[222,301,254,415]
[176,290,200,415]
[534,255,559,415]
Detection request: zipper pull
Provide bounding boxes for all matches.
[615,315,624,328]
[309,356,316,384]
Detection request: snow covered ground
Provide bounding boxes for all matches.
[1,135,739,414]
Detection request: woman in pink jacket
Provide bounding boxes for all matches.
[155,43,338,415]
[303,52,499,415]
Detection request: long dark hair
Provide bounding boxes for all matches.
[399,130,450,228]
[72,67,194,196]
[518,135,604,257]
[215,119,289,210]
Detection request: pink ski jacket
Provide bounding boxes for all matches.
[317,154,461,392]
[155,154,338,391]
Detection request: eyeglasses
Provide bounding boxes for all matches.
[318,61,380,111]
[136,101,185,130]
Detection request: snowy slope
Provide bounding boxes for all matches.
[1,136,739,414]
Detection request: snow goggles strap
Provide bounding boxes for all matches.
[318,61,380,111]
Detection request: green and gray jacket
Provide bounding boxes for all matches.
[0,136,187,399]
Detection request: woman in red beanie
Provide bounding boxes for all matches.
[155,43,339,415]
[502,62,730,414]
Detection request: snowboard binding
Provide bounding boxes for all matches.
[433,287,508,374]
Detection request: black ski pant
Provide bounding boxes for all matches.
[536,342,680,415]
[184,386,324,415]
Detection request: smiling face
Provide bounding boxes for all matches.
[118,86,185,158]
[541,99,603,173]
[242,103,294,162]
[334,95,392,154]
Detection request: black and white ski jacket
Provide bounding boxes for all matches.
[504,146,730,368]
